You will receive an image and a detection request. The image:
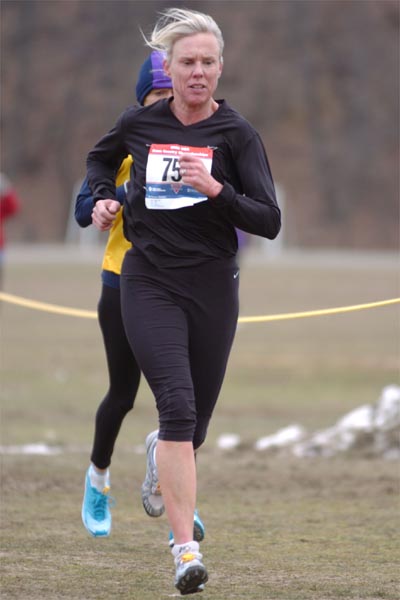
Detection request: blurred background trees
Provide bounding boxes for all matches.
[1,0,399,250]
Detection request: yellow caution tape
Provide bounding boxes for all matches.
[0,291,398,323]
[0,292,97,319]
[238,297,400,323]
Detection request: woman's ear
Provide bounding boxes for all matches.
[163,58,171,78]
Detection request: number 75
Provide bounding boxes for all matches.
[162,157,182,182]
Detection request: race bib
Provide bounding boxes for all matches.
[145,144,213,210]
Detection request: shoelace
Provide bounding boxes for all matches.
[92,487,115,520]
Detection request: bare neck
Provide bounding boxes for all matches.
[170,98,219,126]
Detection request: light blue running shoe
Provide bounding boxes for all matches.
[81,469,112,537]
[174,547,208,595]
[169,509,205,548]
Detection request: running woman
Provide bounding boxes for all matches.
[87,8,281,594]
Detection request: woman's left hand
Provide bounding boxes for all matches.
[179,156,222,198]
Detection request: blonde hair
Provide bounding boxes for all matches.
[144,8,224,62]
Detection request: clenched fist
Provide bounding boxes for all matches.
[92,199,121,231]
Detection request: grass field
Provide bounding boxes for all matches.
[1,247,399,599]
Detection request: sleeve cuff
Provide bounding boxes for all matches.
[209,182,236,208]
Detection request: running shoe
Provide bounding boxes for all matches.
[81,469,112,537]
[141,430,165,517]
[169,509,205,548]
[174,548,208,595]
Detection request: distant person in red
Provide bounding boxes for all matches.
[0,173,20,285]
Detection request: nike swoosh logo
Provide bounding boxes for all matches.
[233,271,239,279]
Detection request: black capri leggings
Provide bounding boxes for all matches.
[121,250,239,450]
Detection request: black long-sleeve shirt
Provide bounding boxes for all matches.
[87,98,280,267]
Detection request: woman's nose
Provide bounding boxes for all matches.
[192,61,204,76]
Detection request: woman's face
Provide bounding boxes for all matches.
[164,32,222,109]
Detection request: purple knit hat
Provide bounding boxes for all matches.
[135,50,172,105]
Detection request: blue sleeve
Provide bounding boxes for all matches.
[74,177,94,227]
[116,182,127,205]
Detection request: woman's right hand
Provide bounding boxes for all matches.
[91,199,121,231]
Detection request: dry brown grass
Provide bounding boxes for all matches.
[1,249,399,599]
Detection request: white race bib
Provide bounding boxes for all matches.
[145,144,213,210]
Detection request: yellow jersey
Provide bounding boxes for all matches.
[101,156,133,275]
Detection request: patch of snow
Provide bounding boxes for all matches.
[0,443,62,455]
[217,433,241,450]
[255,424,306,451]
